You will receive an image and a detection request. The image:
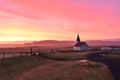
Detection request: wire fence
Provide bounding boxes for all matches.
[0,52,31,59]
[0,48,40,59]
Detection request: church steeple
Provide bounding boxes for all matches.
[76,34,80,42]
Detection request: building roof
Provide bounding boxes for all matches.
[74,42,89,47]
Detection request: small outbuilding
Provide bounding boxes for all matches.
[101,46,120,51]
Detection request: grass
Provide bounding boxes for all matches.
[38,51,90,60]
[0,51,91,80]
[105,51,120,60]
[14,61,114,80]
[0,56,52,80]
[0,50,115,80]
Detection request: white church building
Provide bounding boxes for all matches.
[73,34,89,51]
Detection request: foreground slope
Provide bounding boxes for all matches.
[14,60,114,80]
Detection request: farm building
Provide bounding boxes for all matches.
[101,46,120,51]
[73,34,89,51]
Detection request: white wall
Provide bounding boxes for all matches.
[73,46,88,51]
[73,47,81,50]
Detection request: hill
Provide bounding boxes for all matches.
[0,40,120,48]
[24,40,75,47]
[14,60,114,80]
[24,40,120,47]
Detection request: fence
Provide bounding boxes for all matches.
[0,48,40,59]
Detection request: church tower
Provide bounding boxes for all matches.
[74,33,89,51]
[76,34,80,43]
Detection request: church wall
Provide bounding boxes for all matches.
[73,46,88,51]
[73,47,81,50]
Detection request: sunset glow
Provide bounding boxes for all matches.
[0,0,120,42]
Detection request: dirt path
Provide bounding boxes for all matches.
[89,52,120,80]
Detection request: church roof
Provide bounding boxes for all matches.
[74,42,89,47]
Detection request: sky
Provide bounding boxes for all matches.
[0,0,120,42]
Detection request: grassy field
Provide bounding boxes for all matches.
[38,51,90,60]
[0,50,115,80]
[14,60,114,80]
[0,56,53,80]
[105,51,120,60]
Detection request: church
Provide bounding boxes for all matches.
[73,34,89,51]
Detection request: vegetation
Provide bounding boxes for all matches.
[38,51,90,60]
[0,56,52,80]
[14,61,114,80]
[105,51,120,60]
[0,50,115,80]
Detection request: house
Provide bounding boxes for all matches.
[73,34,89,51]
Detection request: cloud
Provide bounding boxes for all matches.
[0,0,119,41]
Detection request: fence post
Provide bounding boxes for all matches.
[26,52,28,56]
[30,48,33,56]
[38,48,40,53]
[13,53,15,57]
[3,52,5,59]
[20,52,22,56]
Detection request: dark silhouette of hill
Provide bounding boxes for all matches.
[105,38,120,41]
[24,40,120,47]
[87,40,120,46]
[1,40,120,48]
[24,40,75,47]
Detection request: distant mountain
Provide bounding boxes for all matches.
[105,38,120,41]
[0,41,32,48]
[1,40,120,48]
[24,40,120,47]
[87,40,120,46]
[24,40,75,47]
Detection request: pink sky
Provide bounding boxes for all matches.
[0,0,120,42]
